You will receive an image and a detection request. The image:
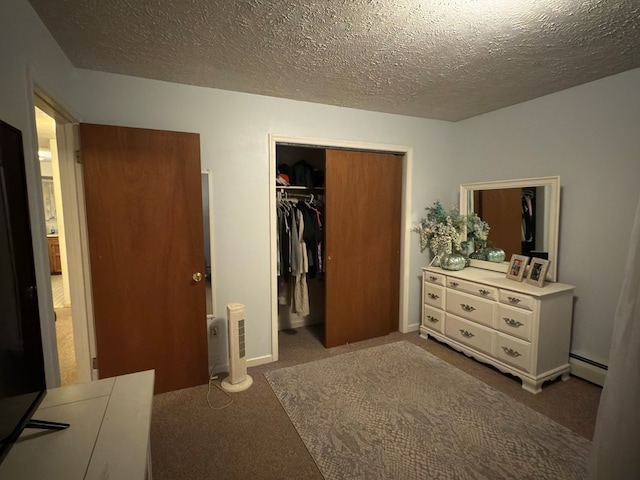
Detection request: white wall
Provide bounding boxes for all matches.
[1,0,78,387]
[6,0,637,379]
[453,68,640,366]
[70,69,456,362]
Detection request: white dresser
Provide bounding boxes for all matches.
[420,266,574,393]
[0,370,155,479]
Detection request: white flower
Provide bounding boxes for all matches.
[412,201,465,256]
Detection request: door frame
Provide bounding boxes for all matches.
[268,134,414,362]
[33,86,97,384]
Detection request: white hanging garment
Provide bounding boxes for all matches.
[589,195,640,479]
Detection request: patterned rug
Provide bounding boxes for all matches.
[265,341,590,480]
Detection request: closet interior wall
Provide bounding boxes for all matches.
[275,145,326,331]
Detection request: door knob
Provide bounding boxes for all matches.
[192,272,203,282]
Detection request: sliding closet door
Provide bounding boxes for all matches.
[324,149,402,347]
[475,188,521,259]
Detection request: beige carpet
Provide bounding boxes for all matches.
[150,327,601,480]
[266,341,590,480]
[54,306,78,386]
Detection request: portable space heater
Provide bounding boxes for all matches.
[221,303,253,392]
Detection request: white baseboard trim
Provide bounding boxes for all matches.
[247,354,274,368]
[405,323,420,333]
[570,357,607,387]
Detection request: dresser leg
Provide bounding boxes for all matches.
[521,378,543,394]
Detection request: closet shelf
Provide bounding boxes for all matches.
[276,185,324,190]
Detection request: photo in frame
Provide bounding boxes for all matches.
[506,254,530,282]
[526,258,551,287]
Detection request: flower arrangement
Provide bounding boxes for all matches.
[465,212,490,249]
[413,201,466,256]
[413,201,491,259]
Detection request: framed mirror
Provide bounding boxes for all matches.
[460,176,560,282]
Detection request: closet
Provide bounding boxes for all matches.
[276,145,326,331]
[275,144,403,348]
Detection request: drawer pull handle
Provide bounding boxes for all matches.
[479,289,490,296]
[503,318,524,328]
[507,296,521,304]
[426,315,439,323]
[427,293,440,300]
[461,304,476,312]
[450,281,460,287]
[429,276,438,282]
[502,347,522,358]
[460,329,475,338]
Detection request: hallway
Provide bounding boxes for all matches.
[52,274,77,385]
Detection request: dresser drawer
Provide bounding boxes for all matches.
[495,333,532,373]
[497,304,534,341]
[499,290,534,311]
[424,271,445,286]
[445,314,494,356]
[446,290,495,328]
[424,283,445,309]
[445,278,498,301]
[422,305,444,333]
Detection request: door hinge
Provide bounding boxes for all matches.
[75,149,81,164]
[92,357,98,369]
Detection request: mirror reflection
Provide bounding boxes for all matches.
[460,176,560,282]
[471,186,551,261]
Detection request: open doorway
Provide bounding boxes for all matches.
[33,87,96,386]
[34,106,77,385]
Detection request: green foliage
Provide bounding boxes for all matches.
[413,201,490,256]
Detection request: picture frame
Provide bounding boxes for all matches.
[526,257,551,287]
[506,254,529,282]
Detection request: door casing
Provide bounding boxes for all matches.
[267,134,414,364]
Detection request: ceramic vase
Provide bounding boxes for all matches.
[485,247,506,263]
[440,252,466,271]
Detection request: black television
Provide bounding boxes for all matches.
[0,118,68,466]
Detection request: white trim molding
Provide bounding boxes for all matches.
[268,134,414,364]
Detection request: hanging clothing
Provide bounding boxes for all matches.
[521,191,534,242]
[296,200,323,278]
[276,193,324,318]
[276,195,324,277]
[276,199,292,276]
[291,208,309,316]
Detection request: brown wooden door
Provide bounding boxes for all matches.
[324,149,402,347]
[476,188,522,259]
[80,123,208,394]
[47,236,61,274]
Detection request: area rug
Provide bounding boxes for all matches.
[265,341,590,480]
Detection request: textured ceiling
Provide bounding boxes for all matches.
[28,0,640,121]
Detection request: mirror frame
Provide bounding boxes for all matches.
[460,176,560,282]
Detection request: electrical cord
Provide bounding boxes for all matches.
[206,371,234,410]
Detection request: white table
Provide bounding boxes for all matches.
[0,370,154,480]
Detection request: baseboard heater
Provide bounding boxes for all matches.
[569,353,608,387]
